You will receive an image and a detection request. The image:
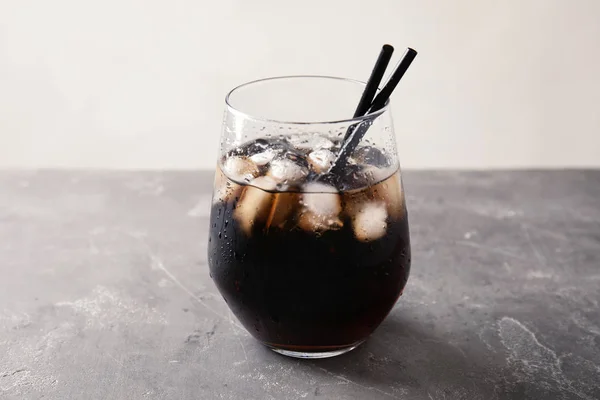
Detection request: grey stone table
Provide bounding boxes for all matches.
[1,171,599,400]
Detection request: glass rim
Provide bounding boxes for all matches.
[224,75,390,125]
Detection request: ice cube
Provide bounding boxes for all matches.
[243,138,270,154]
[233,176,299,234]
[352,202,388,242]
[352,146,390,168]
[342,169,404,220]
[302,182,340,212]
[288,134,334,151]
[233,176,277,235]
[335,164,370,191]
[250,175,278,191]
[307,149,336,174]
[250,148,278,166]
[222,156,260,183]
[265,192,300,230]
[297,182,343,232]
[362,165,392,184]
[381,172,405,219]
[298,212,343,232]
[362,168,404,219]
[212,167,243,205]
[268,157,308,185]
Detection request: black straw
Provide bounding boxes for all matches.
[342,45,393,143]
[331,47,418,176]
[367,48,417,113]
[352,45,394,119]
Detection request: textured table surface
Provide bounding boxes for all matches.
[1,170,599,400]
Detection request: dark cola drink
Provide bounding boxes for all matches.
[208,135,411,355]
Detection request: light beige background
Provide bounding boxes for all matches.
[1,0,599,169]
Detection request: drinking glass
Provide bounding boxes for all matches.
[208,76,411,358]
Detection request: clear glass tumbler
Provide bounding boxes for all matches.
[208,76,411,358]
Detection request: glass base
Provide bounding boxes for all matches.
[266,341,364,359]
